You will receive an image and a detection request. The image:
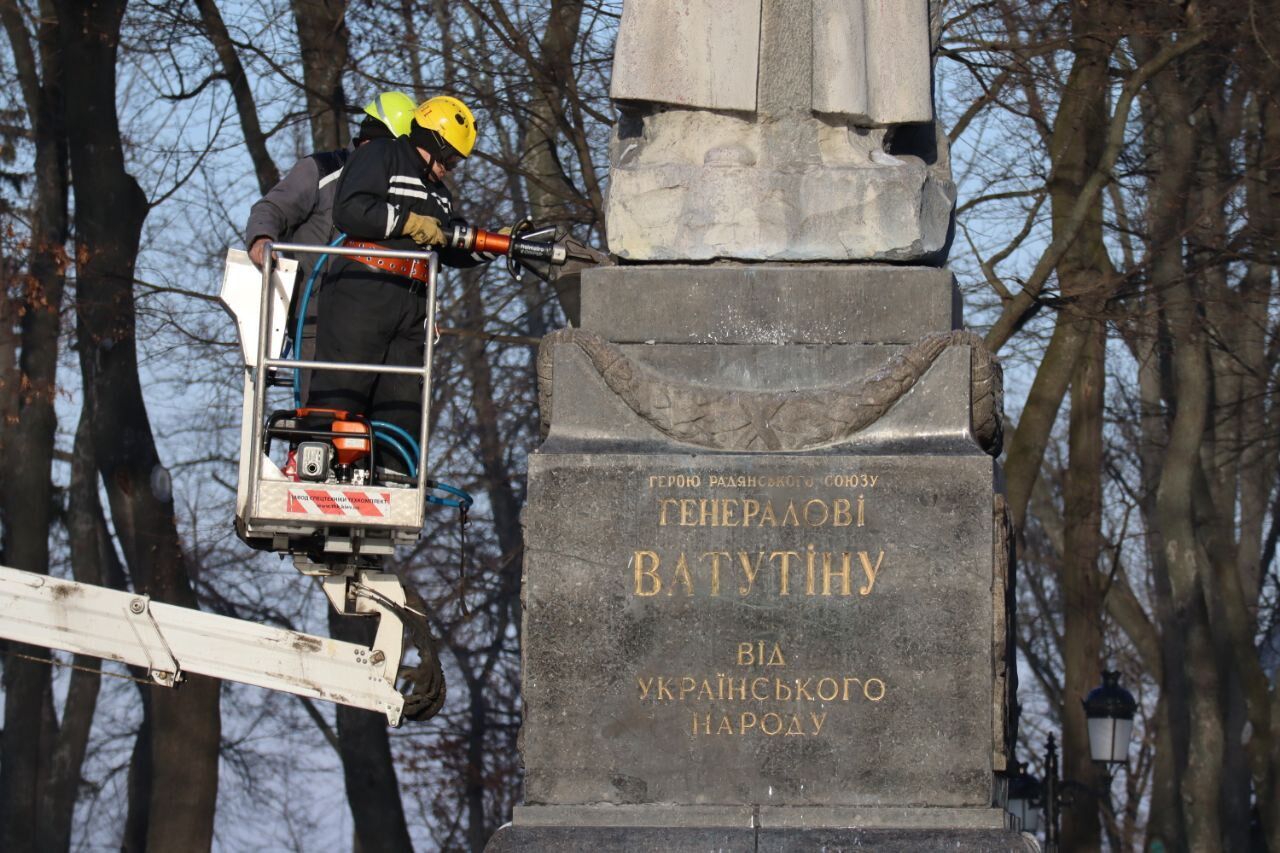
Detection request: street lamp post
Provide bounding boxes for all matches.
[1083,670,1139,764]
[1007,671,1139,851]
[1006,761,1042,836]
[1043,733,1062,851]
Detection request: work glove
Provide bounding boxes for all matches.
[402,212,445,247]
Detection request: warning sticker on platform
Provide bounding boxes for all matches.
[285,488,392,518]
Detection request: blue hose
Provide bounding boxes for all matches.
[370,420,421,461]
[374,434,473,510]
[425,480,474,509]
[294,233,347,407]
[374,430,417,478]
[373,432,472,510]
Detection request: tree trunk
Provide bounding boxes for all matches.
[1059,317,1107,851]
[520,0,588,324]
[57,0,221,847]
[0,0,68,847]
[290,0,350,152]
[1049,8,1115,844]
[454,273,526,846]
[329,612,416,853]
[1133,310,1188,853]
[193,0,279,194]
[1042,6,1117,847]
[461,279,523,561]
[1139,26,1224,847]
[1241,82,1280,853]
[122,691,153,853]
[1001,315,1086,533]
[43,410,122,853]
[1190,86,1255,853]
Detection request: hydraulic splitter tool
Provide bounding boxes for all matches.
[443,219,609,282]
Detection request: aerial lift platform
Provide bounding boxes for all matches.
[0,222,605,725]
[0,243,453,726]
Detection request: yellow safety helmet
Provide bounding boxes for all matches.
[362,91,417,138]
[410,96,477,161]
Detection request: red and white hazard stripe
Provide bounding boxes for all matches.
[285,488,392,518]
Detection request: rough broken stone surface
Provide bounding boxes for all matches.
[605,0,952,261]
[604,136,956,260]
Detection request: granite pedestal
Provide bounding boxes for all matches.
[488,265,1035,852]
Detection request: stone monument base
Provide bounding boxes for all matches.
[489,804,1037,851]
[493,263,1027,853]
[489,828,1035,852]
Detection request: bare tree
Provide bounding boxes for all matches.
[0,0,72,848]
[57,0,222,847]
[944,1,1280,849]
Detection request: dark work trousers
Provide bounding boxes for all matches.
[307,264,427,473]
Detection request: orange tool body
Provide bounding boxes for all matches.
[442,219,608,282]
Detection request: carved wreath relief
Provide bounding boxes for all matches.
[538,329,1004,455]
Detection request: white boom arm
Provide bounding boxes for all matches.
[0,564,410,726]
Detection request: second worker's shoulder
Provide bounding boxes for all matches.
[307,148,351,181]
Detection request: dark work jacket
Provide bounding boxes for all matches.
[331,136,487,272]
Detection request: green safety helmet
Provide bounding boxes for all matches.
[363,91,417,138]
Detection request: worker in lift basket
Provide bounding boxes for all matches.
[305,96,493,477]
[243,91,417,397]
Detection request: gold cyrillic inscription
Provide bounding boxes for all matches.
[637,642,887,738]
[657,497,858,528]
[691,711,829,737]
[736,642,786,667]
[631,548,886,598]
[633,474,893,741]
[637,674,887,704]
[646,473,881,490]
